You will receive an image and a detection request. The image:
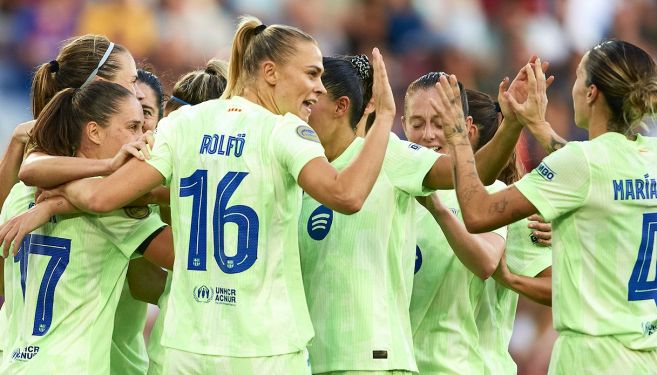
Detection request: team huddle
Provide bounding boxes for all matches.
[0,13,656,375]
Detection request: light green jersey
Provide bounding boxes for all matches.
[110,204,161,375]
[0,182,36,370]
[110,280,149,375]
[515,133,657,350]
[1,298,6,362]
[410,181,507,375]
[147,96,326,356]
[298,135,439,373]
[0,182,165,375]
[146,271,172,374]
[477,218,552,375]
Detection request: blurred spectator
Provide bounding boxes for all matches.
[76,0,158,59]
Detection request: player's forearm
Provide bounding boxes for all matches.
[525,121,567,154]
[447,135,495,231]
[430,208,503,279]
[44,195,78,216]
[473,118,523,184]
[61,159,162,214]
[335,113,394,212]
[127,187,170,207]
[19,153,112,188]
[0,135,26,209]
[500,272,552,306]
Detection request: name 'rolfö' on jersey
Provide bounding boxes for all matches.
[199,133,246,156]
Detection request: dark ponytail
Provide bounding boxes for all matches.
[322,55,374,129]
[29,81,133,156]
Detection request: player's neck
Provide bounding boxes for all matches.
[321,123,357,162]
[588,106,612,140]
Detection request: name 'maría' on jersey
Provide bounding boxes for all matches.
[613,174,657,201]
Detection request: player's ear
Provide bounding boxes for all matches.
[86,121,103,145]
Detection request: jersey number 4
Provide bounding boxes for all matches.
[15,234,71,336]
[180,170,259,274]
[628,212,657,305]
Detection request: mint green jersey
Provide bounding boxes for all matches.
[298,136,439,373]
[146,271,172,375]
[0,183,165,375]
[0,182,37,371]
[147,96,326,356]
[110,280,149,375]
[410,181,507,375]
[477,218,552,375]
[515,133,657,350]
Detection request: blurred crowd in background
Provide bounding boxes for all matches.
[0,0,656,374]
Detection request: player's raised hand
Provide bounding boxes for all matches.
[370,47,395,121]
[499,56,554,127]
[503,58,549,129]
[429,74,468,142]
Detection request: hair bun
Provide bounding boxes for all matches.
[349,55,371,81]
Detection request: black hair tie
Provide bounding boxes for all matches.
[254,24,267,35]
[494,101,502,113]
[49,60,59,73]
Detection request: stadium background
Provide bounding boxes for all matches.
[0,0,655,373]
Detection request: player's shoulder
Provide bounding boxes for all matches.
[1,182,36,219]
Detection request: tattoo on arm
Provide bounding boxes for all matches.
[488,197,509,214]
[549,135,567,152]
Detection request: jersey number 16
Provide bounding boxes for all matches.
[179,170,259,274]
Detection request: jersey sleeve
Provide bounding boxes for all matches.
[384,137,441,196]
[270,113,327,181]
[91,207,167,258]
[506,220,552,278]
[514,142,590,222]
[147,112,181,186]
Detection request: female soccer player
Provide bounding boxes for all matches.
[297,57,440,374]
[109,68,167,375]
[0,34,148,370]
[163,59,227,116]
[38,15,397,373]
[0,81,173,374]
[404,78,507,375]
[145,59,228,375]
[468,90,553,375]
[433,40,657,374]
[137,69,165,132]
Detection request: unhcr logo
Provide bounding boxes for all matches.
[193,285,213,303]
